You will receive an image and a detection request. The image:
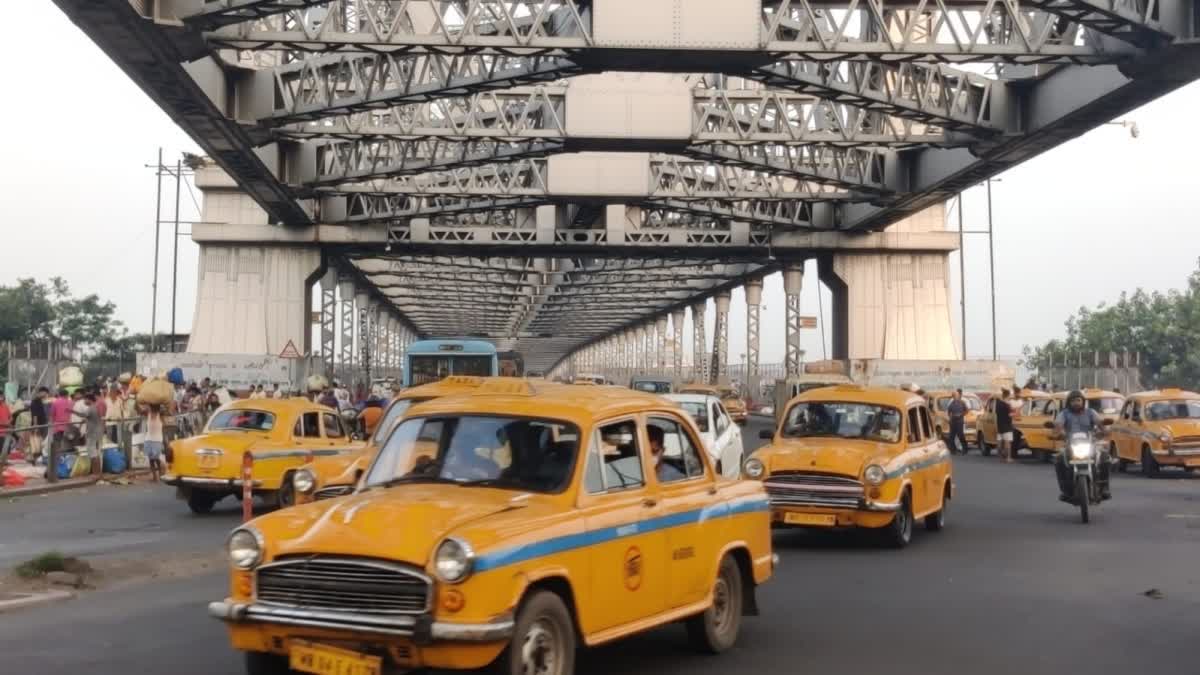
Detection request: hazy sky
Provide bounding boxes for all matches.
[3,4,1198,366]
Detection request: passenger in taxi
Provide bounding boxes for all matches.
[647,424,685,482]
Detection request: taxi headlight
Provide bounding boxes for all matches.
[743,457,766,480]
[863,464,886,486]
[1070,442,1094,460]
[292,468,315,494]
[1159,432,1171,445]
[227,528,263,570]
[434,538,474,584]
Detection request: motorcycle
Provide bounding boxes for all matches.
[1044,419,1113,523]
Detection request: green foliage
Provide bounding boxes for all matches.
[1023,259,1200,389]
[14,551,66,579]
[0,277,124,353]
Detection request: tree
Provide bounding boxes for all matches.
[1023,259,1200,389]
[0,277,125,353]
[0,279,55,343]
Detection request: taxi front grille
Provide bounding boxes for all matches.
[765,472,864,509]
[256,557,431,615]
[1172,435,1200,449]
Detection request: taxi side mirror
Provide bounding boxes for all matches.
[759,429,774,440]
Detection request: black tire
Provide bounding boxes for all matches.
[492,590,575,675]
[980,433,992,457]
[924,483,949,531]
[187,491,217,515]
[277,474,296,508]
[1141,445,1160,478]
[1075,474,1090,524]
[244,652,290,675]
[686,555,743,654]
[883,492,914,548]
[1039,450,1053,464]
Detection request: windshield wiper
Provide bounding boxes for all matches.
[374,475,458,489]
[455,477,526,489]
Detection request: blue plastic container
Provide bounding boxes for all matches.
[102,446,127,474]
[167,367,185,385]
[56,453,76,480]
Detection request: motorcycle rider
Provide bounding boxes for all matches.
[1053,390,1112,501]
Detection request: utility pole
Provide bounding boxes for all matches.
[171,159,182,352]
[986,179,997,360]
[958,193,967,360]
[150,148,163,352]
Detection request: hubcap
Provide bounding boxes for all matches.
[711,576,731,632]
[520,619,559,675]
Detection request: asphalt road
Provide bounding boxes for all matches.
[3,415,1199,675]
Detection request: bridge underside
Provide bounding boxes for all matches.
[55,0,1200,377]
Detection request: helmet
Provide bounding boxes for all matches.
[1067,390,1085,405]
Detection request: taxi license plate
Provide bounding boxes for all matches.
[784,512,836,527]
[290,642,382,675]
[197,454,220,469]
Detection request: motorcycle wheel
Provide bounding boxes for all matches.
[1075,474,1090,524]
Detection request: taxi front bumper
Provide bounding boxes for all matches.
[162,475,263,488]
[208,601,514,643]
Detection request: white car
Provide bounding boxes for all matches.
[665,393,744,479]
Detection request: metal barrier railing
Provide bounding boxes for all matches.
[0,410,208,484]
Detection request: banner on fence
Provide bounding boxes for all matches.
[136,353,299,391]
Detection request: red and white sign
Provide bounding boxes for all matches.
[279,340,302,359]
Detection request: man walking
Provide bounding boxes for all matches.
[946,389,969,455]
[995,388,1016,463]
[80,394,104,475]
[29,387,49,465]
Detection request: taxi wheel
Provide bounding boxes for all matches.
[1141,446,1160,478]
[244,652,290,675]
[276,478,296,508]
[687,555,743,654]
[924,485,949,532]
[979,435,992,457]
[186,492,216,515]
[494,590,575,675]
[883,493,913,548]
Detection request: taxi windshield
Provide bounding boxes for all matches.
[1088,397,1124,415]
[370,398,425,444]
[632,381,672,394]
[365,415,580,493]
[207,409,275,432]
[782,401,902,443]
[1145,400,1200,420]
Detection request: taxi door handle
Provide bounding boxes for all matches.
[642,497,657,508]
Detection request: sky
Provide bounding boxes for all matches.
[2,4,1198,366]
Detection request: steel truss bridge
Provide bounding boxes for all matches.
[55,0,1200,379]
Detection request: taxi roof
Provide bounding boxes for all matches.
[405,379,677,424]
[395,376,486,400]
[1051,388,1124,399]
[1124,388,1200,401]
[793,384,925,409]
[926,390,983,399]
[224,397,330,415]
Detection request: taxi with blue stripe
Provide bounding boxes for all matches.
[745,385,953,547]
[209,378,774,675]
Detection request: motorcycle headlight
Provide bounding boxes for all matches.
[434,537,474,584]
[863,464,886,486]
[292,468,315,494]
[1070,442,1094,460]
[227,528,263,570]
[743,457,766,480]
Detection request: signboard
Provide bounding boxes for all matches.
[852,359,1016,393]
[279,340,302,359]
[136,353,298,391]
[799,316,818,329]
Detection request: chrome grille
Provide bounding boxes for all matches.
[1173,435,1200,449]
[314,485,355,500]
[765,472,864,509]
[256,557,431,615]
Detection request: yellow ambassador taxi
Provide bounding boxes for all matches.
[745,385,953,548]
[1110,388,1200,477]
[210,380,774,675]
[292,377,488,503]
[165,398,363,514]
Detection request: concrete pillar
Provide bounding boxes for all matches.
[784,264,804,377]
[711,291,731,385]
[635,326,646,376]
[692,301,707,384]
[320,268,337,376]
[355,291,371,386]
[337,276,356,382]
[672,309,685,381]
[187,245,321,356]
[744,279,763,404]
[656,316,669,375]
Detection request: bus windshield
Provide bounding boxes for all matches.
[408,355,493,386]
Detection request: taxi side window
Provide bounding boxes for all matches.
[1131,401,1142,420]
[906,407,922,443]
[586,420,644,493]
[918,406,934,440]
[648,416,705,481]
[713,402,728,436]
[302,412,322,438]
[322,412,344,438]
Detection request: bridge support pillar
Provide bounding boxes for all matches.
[671,310,685,381]
[711,292,731,385]
[784,264,804,377]
[337,276,356,384]
[744,279,763,405]
[655,316,669,376]
[319,269,337,377]
[635,326,647,377]
[691,301,707,384]
[187,244,321,357]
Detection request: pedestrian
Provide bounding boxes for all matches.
[49,388,73,457]
[995,387,1016,463]
[29,387,50,465]
[143,403,166,482]
[946,388,969,455]
[318,388,339,409]
[0,395,12,463]
[105,386,123,443]
[80,394,104,475]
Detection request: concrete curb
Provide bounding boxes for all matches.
[0,589,75,614]
[1,469,155,499]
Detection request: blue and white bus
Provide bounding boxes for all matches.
[403,339,498,386]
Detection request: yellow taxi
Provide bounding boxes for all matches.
[679,384,748,425]
[209,379,774,675]
[292,377,487,503]
[745,385,952,547]
[975,389,1047,457]
[164,398,363,514]
[1109,388,1200,476]
[925,390,983,445]
[1012,390,1058,460]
